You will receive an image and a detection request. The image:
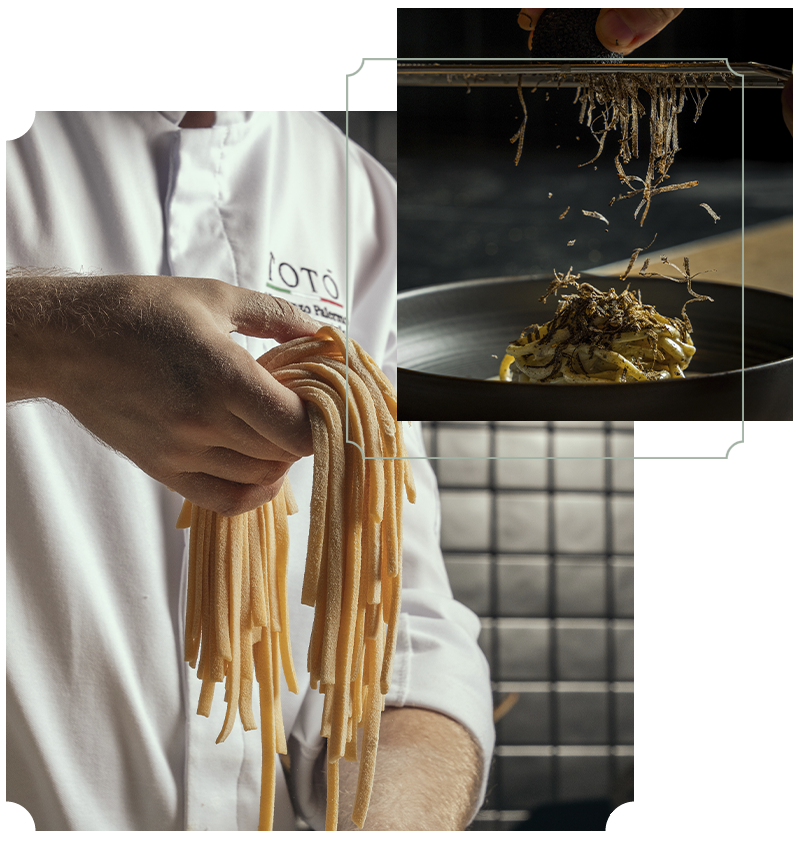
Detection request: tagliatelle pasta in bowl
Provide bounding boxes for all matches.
[396,271,792,420]
[500,273,697,383]
[499,245,714,385]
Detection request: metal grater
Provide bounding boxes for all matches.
[397,61,791,89]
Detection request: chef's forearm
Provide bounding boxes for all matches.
[6,273,76,403]
[336,706,484,831]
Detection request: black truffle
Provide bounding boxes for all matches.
[530,9,624,60]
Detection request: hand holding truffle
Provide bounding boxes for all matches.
[519,8,684,55]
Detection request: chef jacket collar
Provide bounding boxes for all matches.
[158,111,254,126]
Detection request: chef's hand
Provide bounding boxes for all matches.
[518,8,684,54]
[7,273,320,516]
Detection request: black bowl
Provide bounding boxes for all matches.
[397,274,792,421]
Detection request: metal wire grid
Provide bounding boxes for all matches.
[420,420,633,830]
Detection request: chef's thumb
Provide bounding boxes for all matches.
[230,288,321,344]
[595,8,683,54]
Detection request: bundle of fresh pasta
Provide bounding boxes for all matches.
[177,324,415,831]
[500,258,712,384]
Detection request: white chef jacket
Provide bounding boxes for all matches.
[6,111,494,831]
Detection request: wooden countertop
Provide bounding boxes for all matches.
[590,216,793,296]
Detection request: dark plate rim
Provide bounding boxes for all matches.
[397,356,792,388]
[397,272,795,303]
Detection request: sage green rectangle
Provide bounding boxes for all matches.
[633,421,745,458]
[346,58,397,111]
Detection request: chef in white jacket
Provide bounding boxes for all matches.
[6,111,494,831]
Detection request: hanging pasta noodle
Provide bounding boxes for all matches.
[177,324,415,831]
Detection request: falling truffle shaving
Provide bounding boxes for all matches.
[571,73,718,225]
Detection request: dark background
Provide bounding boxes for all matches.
[321,112,396,178]
[398,8,793,290]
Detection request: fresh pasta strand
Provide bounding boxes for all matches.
[178,324,413,831]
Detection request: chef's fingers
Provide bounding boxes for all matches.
[518,8,545,50]
[169,470,289,518]
[595,8,684,55]
[228,287,321,345]
[223,287,320,457]
[518,8,544,30]
[224,351,315,458]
